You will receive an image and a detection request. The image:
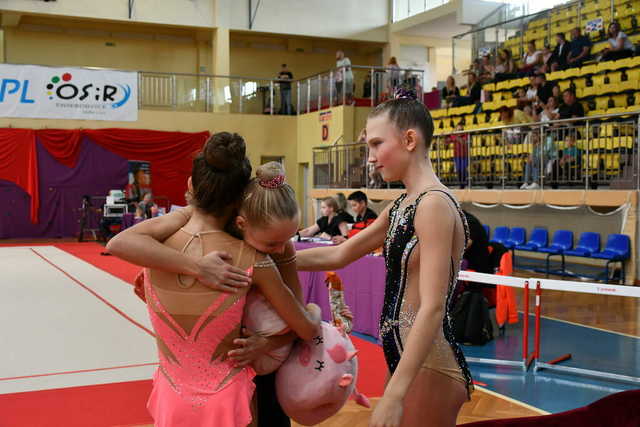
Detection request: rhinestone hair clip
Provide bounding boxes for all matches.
[394,87,418,101]
[258,174,285,189]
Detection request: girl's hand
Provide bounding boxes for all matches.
[195,251,252,292]
[369,395,403,427]
[341,306,354,320]
[228,328,269,367]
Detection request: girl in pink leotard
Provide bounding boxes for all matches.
[142,132,320,427]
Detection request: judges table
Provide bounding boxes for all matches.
[295,241,386,339]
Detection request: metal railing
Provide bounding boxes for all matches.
[313,110,640,190]
[296,65,425,114]
[138,72,282,114]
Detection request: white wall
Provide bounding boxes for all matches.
[458,0,504,25]
[217,0,389,42]
[0,0,215,27]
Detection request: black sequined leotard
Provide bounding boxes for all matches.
[380,189,473,396]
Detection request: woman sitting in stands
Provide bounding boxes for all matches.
[519,41,543,74]
[601,22,635,62]
[298,197,351,240]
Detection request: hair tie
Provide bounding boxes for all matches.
[394,88,418,101]
[258,174,285,189]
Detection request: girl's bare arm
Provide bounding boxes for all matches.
[106,208,250,291]
[253,257,321,341]
[296,205,391,271]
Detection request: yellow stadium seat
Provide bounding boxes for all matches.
[592,74,607,87]
[592,42,608,54]
[579,64,598,77]
[626,68,640,83]
[483,83,496,92]
[606,71,622,84]
[595,97,610,111]
[611,94,628,108]
[558,80,571,92]
[563,67,581,79]
[620,16,634,32]
[573,77,587,90]
[627,56,640,68]
[582,85,597,97]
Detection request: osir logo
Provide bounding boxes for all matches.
[46,72,132,109]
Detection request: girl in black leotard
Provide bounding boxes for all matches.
[297,93,472,427]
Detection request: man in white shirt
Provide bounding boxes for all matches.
[335,50,354,105]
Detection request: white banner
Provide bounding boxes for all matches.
[0,64,138,121]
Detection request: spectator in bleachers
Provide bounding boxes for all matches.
[535,74,557,106]
[537,96,560,122]
[540,45,554,74]
[567,27,592,69]
[441,76,460,107]
[522,105,535,122]
[520,41,543,74]
[449,124,469,188]
[137,192,157,220]
[550,33,570,71]
[500,106,532,125]
[453,72,481,107]
[521,130,542,189]
[492,49,517,82]
[557,134,581,180]
[558,88,585,119]
[517,76,538,107]
[601,22,635,62]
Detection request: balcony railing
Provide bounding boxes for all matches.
[296,66,425,114]
[313,110,640,190]
[138,65,424,115]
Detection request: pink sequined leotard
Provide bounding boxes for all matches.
[144,229,261,427]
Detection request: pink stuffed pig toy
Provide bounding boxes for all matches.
[275,321,370,426]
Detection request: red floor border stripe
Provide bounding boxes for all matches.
[29,248,154,337]
[0,362,158,382]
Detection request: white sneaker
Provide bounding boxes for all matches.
[520,183,529,189]
[527,182,540,189]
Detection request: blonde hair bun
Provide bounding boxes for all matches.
[256,161,286,186]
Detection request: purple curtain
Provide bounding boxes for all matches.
[0,137,128,239]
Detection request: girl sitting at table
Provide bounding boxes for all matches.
[298,197,352,240]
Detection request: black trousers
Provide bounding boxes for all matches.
[255,372,290,427]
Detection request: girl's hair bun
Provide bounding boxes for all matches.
[204,132,246,171]
[256,161,286,188]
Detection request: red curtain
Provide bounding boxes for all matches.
[0,129,39,223]
[83,129,210,207]
[37,129,83,168]
[0,128,210,224]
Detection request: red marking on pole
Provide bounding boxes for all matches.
[523,280,529,361]
[534,281,542,360]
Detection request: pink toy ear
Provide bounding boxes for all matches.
[339,374,353,387]
[327,344,347,363]
[298,343,311,366]
[347,350,358,361]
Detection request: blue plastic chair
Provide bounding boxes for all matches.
[564,232,600,257]
[515,228,548,252]
[503,227,526,250]
[490,226,510,245]
[538,230,574,277]
[591,234,631,283]
[483,224,490,238]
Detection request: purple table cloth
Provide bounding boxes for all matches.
[295,242,386,338]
